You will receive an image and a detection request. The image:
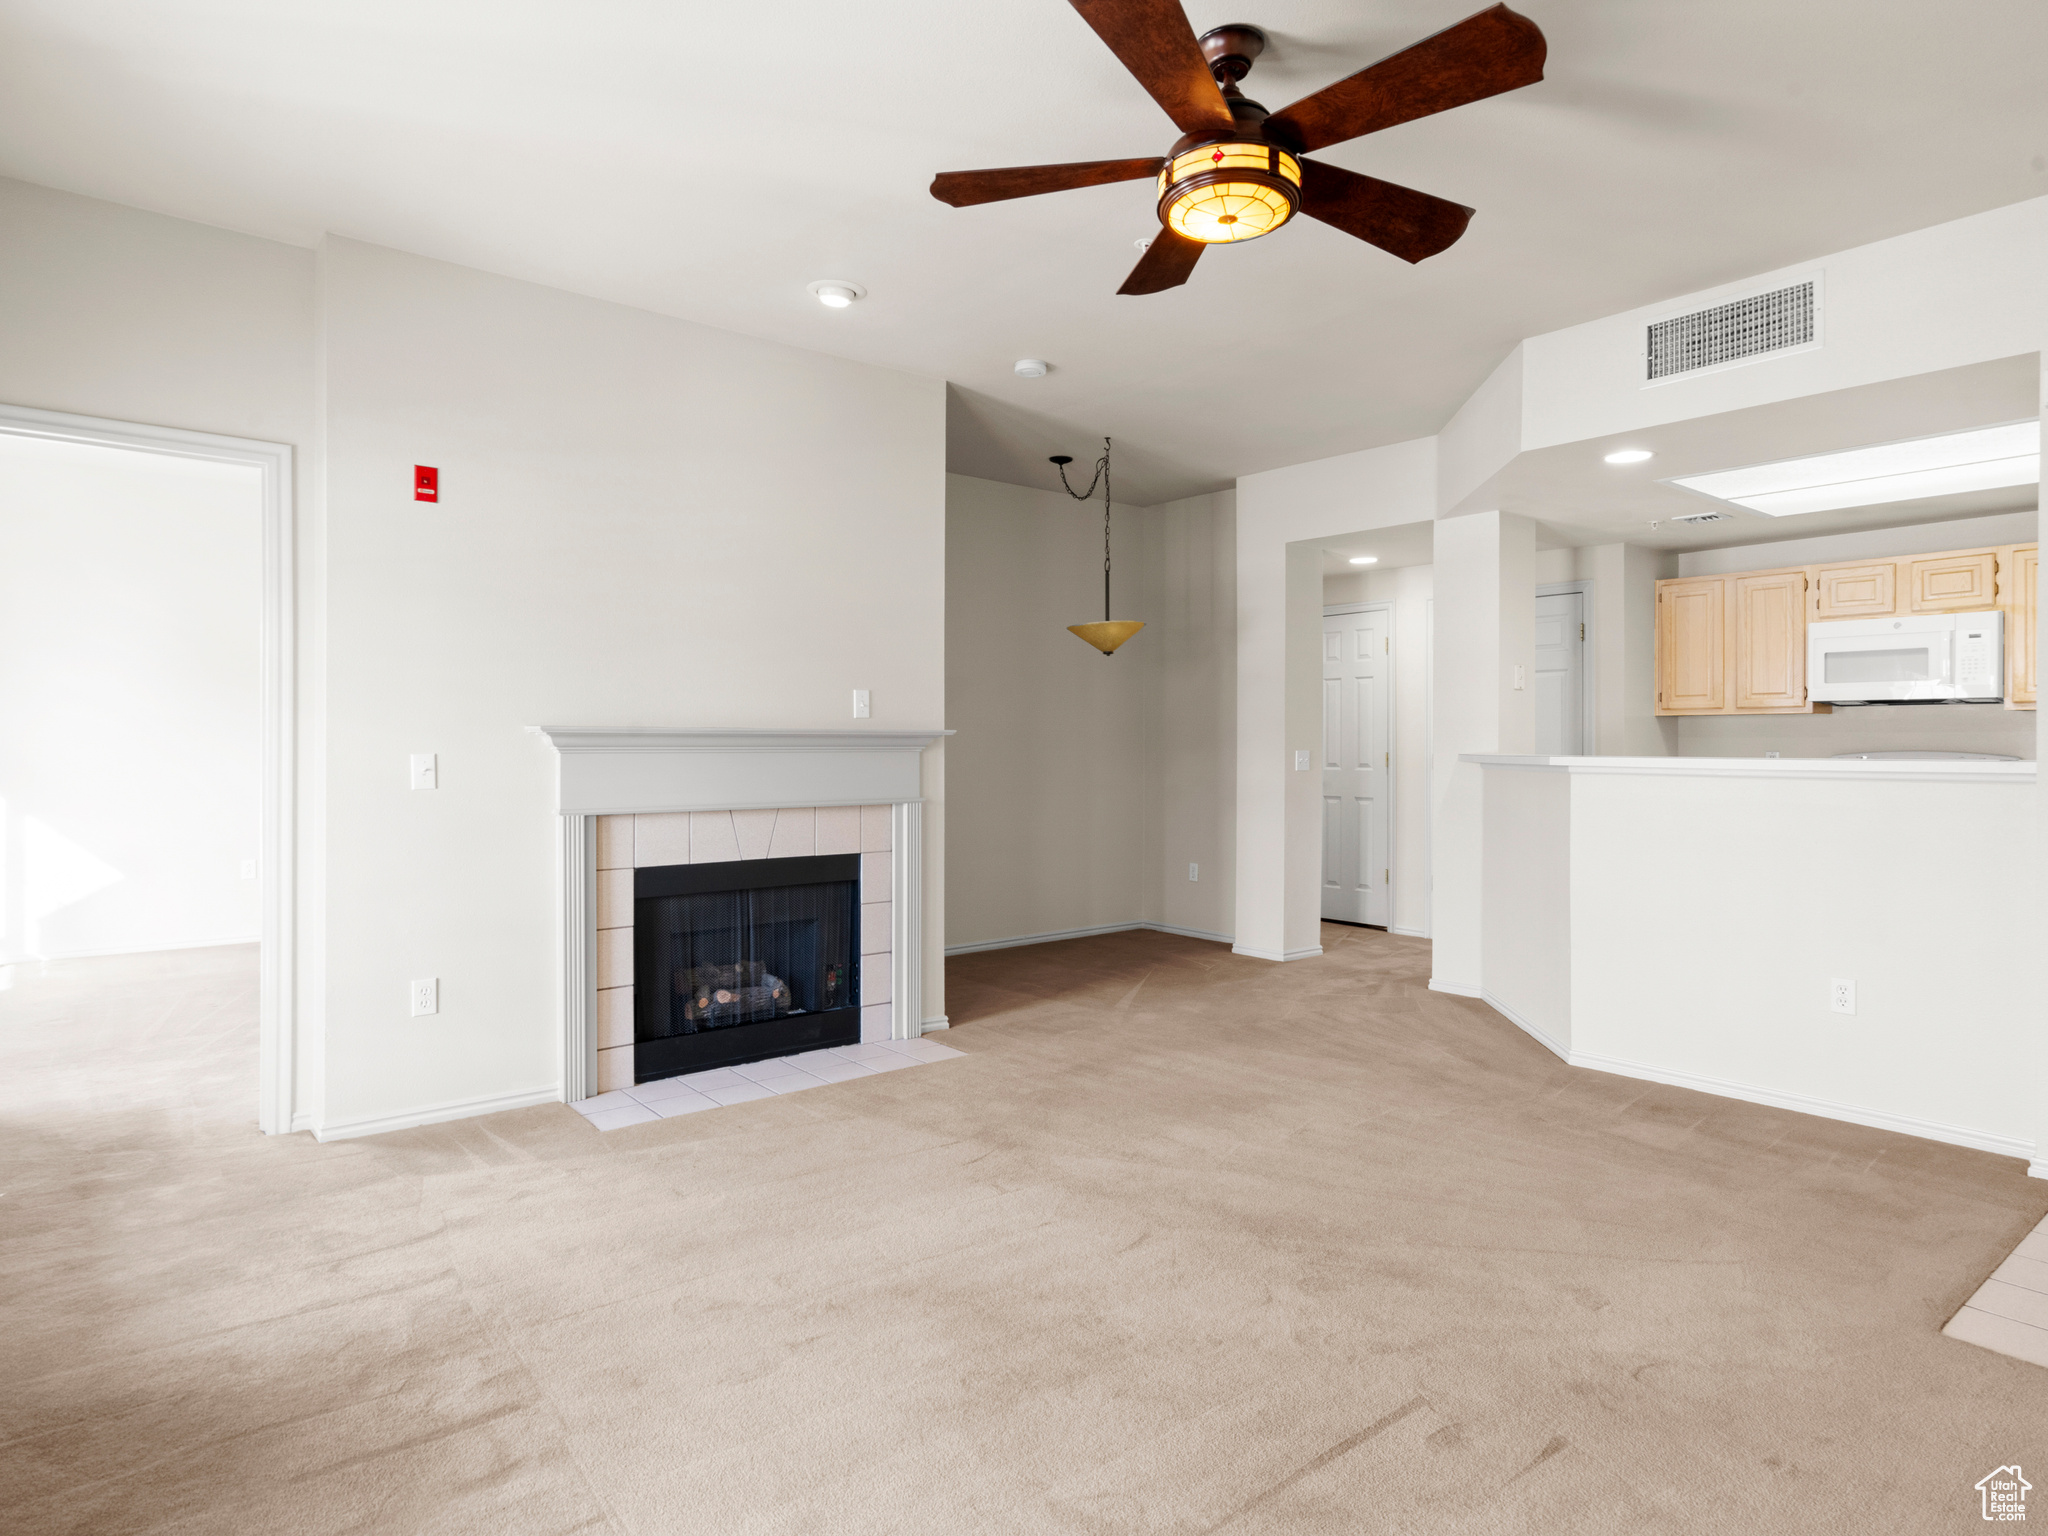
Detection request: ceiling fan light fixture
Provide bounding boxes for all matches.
[807,280,866,309]
[1156,143,1301,244]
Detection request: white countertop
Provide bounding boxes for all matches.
[1460,754,2035,782]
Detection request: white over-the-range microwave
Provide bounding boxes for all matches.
[1808,610,2004,704]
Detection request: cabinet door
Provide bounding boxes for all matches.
[1907,549,1998,612]
[1814,560,1896,618]
[2010,544,2038,709]
[1656,576,1726,713]
[1732,570,1808,709]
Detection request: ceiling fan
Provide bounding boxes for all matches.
[930,1,1546,294]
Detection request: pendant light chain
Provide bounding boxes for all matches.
[1055,437,1114,621]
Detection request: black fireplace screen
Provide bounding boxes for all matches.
[633,853,861,1079]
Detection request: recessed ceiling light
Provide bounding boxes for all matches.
[1348,556,1377,565]
[807,280,866,309]
[1014,359,1049,378]
[1604,449,1654,464]
[1668,421,2041,517]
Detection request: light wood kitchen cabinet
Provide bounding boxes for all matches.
[1655,576,1725,713]
[1654,536,2037,715]
[1813,561,1896,618]
[1906,547,1999,612]
[2009,544,2038,709]
[1731,569,1809,710]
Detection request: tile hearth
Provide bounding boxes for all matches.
[570,1035,965,1130]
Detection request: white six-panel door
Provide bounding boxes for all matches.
[1534,590,1587,757]
[1321,607,1390,926]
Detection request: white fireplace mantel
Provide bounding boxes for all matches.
[532,726,950,1102]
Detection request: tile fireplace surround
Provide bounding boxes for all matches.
[534,727,949,1103]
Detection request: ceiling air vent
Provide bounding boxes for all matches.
[1669,511,1731,525]
[1646,280,1815,381]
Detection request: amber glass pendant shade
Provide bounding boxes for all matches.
[1157,143,1301,244]
[1068,620,1146,655]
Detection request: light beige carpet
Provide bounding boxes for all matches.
[3,929,2044,1534]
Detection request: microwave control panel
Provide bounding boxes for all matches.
[1957,619,2001,698]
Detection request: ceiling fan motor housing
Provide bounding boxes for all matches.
[1157,78,1302,245]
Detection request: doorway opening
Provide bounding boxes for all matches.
[1320,601,1394,927]
[1535,582,1593,756]
[0,404,295,1132]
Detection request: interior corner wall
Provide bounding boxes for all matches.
[943,474,1160,949]
[314,237,946,1130]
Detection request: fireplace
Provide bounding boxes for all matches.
[633,853,862,1079]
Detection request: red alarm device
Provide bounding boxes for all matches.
[414,465,439,502]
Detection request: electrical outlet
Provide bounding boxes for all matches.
[1188,862,1199,882]
[410,753,437,790]
[852,689,871,719]
[1294,749,1311,770]
[411,978,439,1017]
[1830,978,1855,1016]
[240,859,257,880]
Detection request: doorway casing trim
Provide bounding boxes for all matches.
[0,402,297,1135]
[1535,579,1598,756]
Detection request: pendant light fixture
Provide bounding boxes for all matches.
[1051,438,1145,655]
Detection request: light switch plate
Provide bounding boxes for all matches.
[852,689,871,719]
[1294,749,1311,770]
[410,753,437,790]
[1188,863,1199,882]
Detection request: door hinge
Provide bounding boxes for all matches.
[1384,637,1390,653]
[1384,751,1389,766]
[1579,622,1585,641]
[1384,868,1389,884]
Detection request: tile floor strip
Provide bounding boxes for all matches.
[572,1040,965,1129]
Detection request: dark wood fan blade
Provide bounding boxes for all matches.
[1267,4,1545,153]
[1299,159,1475,264]
[1117,229,1204,294]
[1068,0,1235,135]
[931,158,1165,208]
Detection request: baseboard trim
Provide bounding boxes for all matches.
[2031,1161,2048,1182]
[1390,925,1429,938]
[1569,1048,2035,1163]
[1427,978,1481,998]
[1231,944,1325,962]
[919,1015,951,1032]
[945,922,1232,957]
[312,1087,559,1143]
[290,1111,315,1133]
[1482,991,1568,1062]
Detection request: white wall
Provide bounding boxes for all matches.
[944,473,1160,948]
[1429,512,1535,991]
[1322,564,1432,934]
[0,435,261,959]
[943,480,1235,950]
[1153,491,1236,942]
[315,236,946,1130]
[1531,542,1677,757]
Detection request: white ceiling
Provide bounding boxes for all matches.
[3,1,2045,503]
